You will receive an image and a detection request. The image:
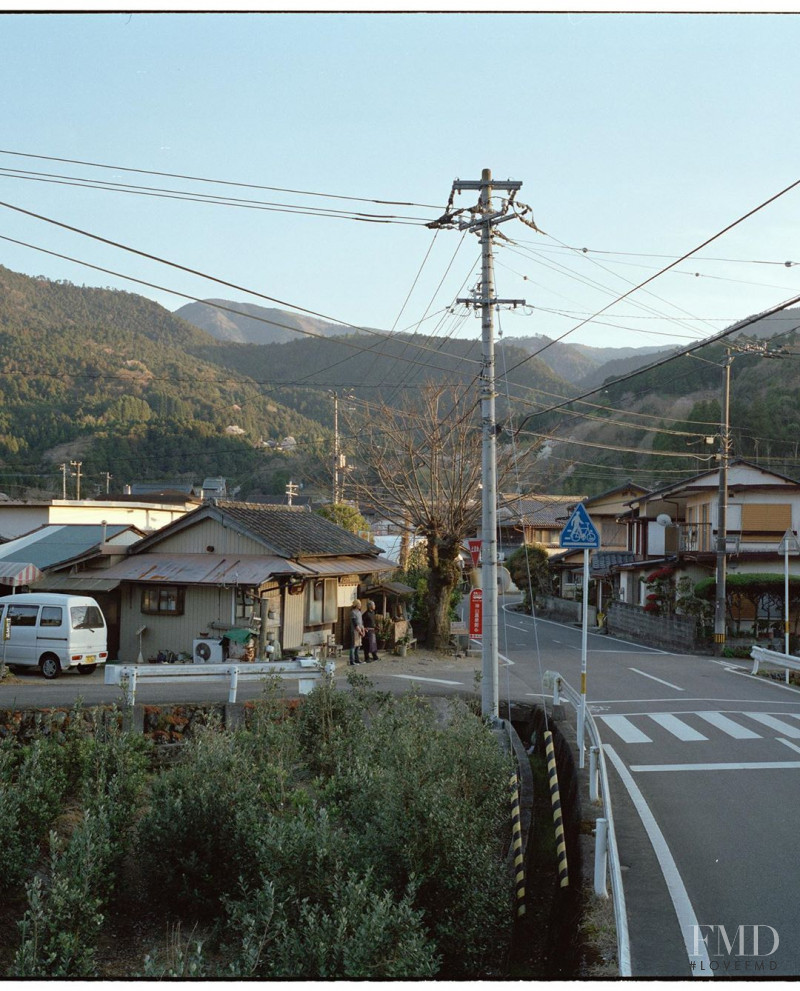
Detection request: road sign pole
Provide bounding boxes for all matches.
[579,547,589,768]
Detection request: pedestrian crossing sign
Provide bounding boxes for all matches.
[559,503,600,549]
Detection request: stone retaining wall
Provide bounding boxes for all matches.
[607,601,697,652]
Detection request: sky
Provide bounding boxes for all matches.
[3,8,800,351]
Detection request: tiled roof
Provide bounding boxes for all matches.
[498,496,578,528]
[215,502,379,559]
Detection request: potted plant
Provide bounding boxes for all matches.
[395,634,410,657]
[375,614,394,650]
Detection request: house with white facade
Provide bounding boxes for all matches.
[615,459,800,607]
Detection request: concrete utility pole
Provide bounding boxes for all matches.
[713,349,736,655]
[70,460,82,501]
[449,169,525,720]
[332,391,340,504]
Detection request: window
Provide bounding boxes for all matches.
[141,586,185,616]
[306,579,338,626]
[70,605,105,630]
[40,606,63,627]
[740,503,792,543]
[8,605,38,627]
[235,587,255,623]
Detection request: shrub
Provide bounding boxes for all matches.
[0,737,70,894]
[13,809,115,978]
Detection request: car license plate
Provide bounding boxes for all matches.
[85,655,96,662]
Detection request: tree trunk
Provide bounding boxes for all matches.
[424,535,461,650]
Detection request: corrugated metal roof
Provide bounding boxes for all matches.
[0,561,43,585]
[98,553,304,585]
[0,524,134,569]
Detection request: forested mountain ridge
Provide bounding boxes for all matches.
[0,266,327,497]
[174,298,359,346]
[543,316,800,496]
[4,263,799,502]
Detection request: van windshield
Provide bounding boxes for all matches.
[70,605,105,630]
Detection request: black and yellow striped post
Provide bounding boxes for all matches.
[544,729,569,888]
[509,771,526,917]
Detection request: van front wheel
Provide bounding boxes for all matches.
[77,664,97,675]
[40,655,61,680]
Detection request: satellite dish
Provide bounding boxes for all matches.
[656,514,673,527]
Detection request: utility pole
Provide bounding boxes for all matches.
[714,351,732,654]
[70,460,82,501]
[449,169,525,720]
[332,391,341,504]
[286,480,298,506]
[59,463,67,499]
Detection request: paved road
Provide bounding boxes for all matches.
[4,606,800,977]
[498,606,800,978]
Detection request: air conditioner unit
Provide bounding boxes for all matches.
[193,638,224,663]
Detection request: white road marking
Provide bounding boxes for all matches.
[746,712,800,738]
[629,668,685,691]
[631,761,800,772]
[390,675,463,686]
[647,713,708,742]
[600,715,653,744]
[604,746,710,976]
[777,737,800,755]
[693,711,761,739]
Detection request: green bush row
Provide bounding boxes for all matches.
[4,678,515,980]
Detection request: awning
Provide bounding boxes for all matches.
[0,561,43,586]
[296,555,397,577]
[35,575,121,593]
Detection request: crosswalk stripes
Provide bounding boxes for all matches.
[648,713,708,741]
[693,710,761,739]
[598,710,800,745]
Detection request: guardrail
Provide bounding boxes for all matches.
[750,645,800,680]
[105,657,334,705]
[550,671,632,978]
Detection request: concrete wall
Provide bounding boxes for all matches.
[607,601,697,652]
[537,594,598,627]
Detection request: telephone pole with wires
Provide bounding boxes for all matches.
[433,169,527,719]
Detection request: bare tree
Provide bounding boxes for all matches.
[345,382,513,649]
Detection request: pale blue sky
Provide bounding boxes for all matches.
[2,11,800,348]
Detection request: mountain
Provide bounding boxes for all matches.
[503,334,674,385]
[534,308,800,495]
[0,267,327,498]
[174,299,360,346]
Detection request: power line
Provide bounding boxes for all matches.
[0,226,485,374]
[0,167,433,226]
[503,173,800,381]
[0,147,443,209]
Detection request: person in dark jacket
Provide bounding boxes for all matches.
[361,600,380,662]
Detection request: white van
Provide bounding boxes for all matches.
[0,593,108,679]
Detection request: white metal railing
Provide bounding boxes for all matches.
[550,672,632,977]
[750,645,800,682]
[105,657,334,706]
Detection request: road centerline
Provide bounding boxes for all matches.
[629,667,684,691]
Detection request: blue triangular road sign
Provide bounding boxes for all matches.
[559,503,600,549]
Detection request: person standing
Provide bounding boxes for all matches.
[362,600,379,662]
[350,599,365,665]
